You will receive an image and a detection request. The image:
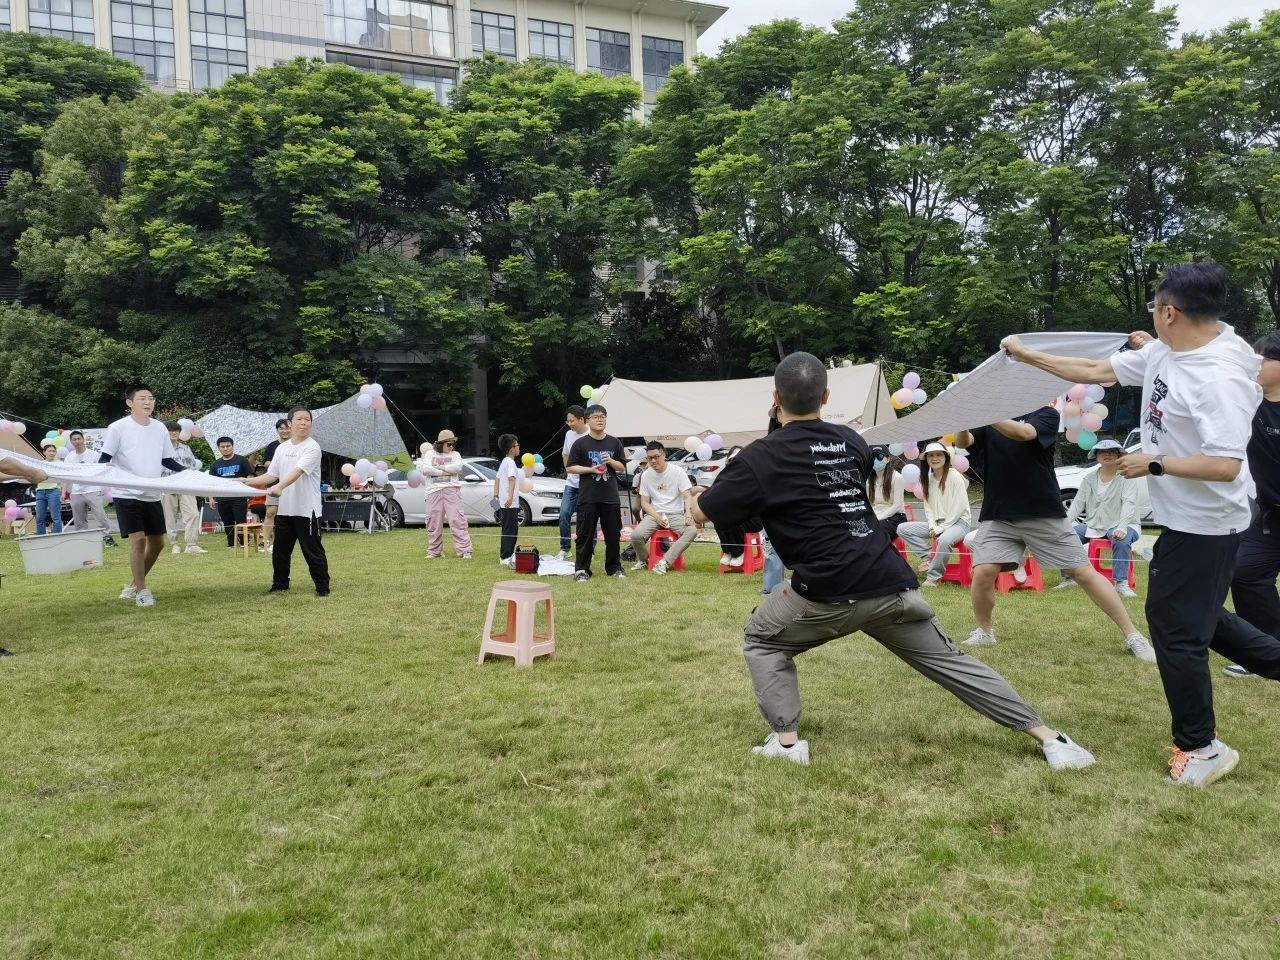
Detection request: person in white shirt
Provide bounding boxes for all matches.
[557,405,587,560]
[100,384,190,608]
[493,434,522,567]
[1057,439,1141,598]
[161,421,206,555]
[247,406,329,596]
[64,430,116,546]
[419,428,472,559]
[897,442,972,586]
[630,442,697,574]
[1003,261,1280,788]
[868,450,906,521]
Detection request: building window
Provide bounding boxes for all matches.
[325,0,452,59]
[112,0,177,86]
[528,18,573,68]
[28,0,95,45]
[642,35,683,100]
[1,0,11,31]
[586,27,629,78]
[470,9,514,61]
[190,0,248,89]
[326,51,456,104]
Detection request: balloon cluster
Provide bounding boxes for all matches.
[519,453,545,491]
[682,433,722,462]
[356,383,388,411]
[0,419,28,436]
[1062,384,1109,451]
[3,498,26,522]
[890,371,929,410]
[341,458,390,489]
[174,417,204,442]
[579,384,606,405]
[41,429,70,459]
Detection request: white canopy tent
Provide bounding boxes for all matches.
[197,394,409,459]
[597,363,896,447]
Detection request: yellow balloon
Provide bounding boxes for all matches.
[890,396,903,410]
[942,433,956,444]
[521,453,535,467]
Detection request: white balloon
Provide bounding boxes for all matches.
[519,478,534,493]
[178,417,194,430]
[355,458,374,478]
[589,388,605,405]
[912,388,927,406]
[178,429,191,441]
[533,462,546,475]
[695,443,713,461]
[1085,383,1106,403]
[373,469,388,486]
[356,394,373,409]
[901,464,921,486]
[56,447,68,459]
[369,383,384,398]
[684,436,701,453]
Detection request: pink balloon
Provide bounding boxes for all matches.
[191,426,205,439]
[1065,428,1081,443]
[360,384,372,394]
[903,444,919,461]
[341,463,355,476]
[1067,384,1088,402]
[903,371,921,391]
[371,397,387,411]
[705,434,724,450]
[910,483,924,497]
[953,455,969,474]
[4,506,19,521]
[3,499,15,509]
[1081,413,1103,432]
[374,460,388,472]
[0,419,10,432]
[893,388,914,407]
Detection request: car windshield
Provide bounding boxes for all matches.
[467,463,497,479]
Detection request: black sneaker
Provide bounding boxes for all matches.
[316,589,330,597]
[574,571,590,583]
[265,586,288,595]
[0,647,13,657]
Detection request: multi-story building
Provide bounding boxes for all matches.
[1,0,726,116]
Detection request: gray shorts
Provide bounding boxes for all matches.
[266,495,280,507]
[972,517,1088,571]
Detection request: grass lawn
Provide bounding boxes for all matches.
[2,525,1279,959]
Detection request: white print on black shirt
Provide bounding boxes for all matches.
[809,448,873,538]
[1145,375,1169,445]
[815,466,862,488]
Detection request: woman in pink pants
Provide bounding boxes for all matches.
[420,429,473,559]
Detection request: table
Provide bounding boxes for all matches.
[320,489,393,534]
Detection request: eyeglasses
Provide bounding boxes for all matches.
[1147,300,1183,315]
[442,441,455,447]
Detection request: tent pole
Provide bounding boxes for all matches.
[874,358,883,426]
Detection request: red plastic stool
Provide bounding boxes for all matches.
[720,531,764,575]
[648,527,686,571]
[927,538,973,587]
[1088,538,1137,588]
[995,554,1044,593]
[893,537,909,562]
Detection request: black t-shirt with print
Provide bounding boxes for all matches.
[568,433,626,505]
[968,407,1063,522]
[209,454,253,480]
[1249,398,1280,509]
[697,419,917,603]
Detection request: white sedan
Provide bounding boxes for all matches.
[1054,429,1153,522]
[382,458,565,527]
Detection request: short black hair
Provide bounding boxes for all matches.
[287,406,311,422]
[585,404,607,418]
[566,404,586,419]
[1156,262,1229,320]
[69,430,83,440]
[165,420,181,432]
[1254,331,1280,361]
[124,383,153,401]
[41,441,56,451]
[774,352,828,415]
[275,418,289,429]
[217,436,233,446]
[645,440,665,452]
[498,433,519,457]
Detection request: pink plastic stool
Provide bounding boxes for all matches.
[478,580,556,667]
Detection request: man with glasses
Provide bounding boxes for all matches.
[262,418,290,550]
[1002,261,1280,787]
[630,441,697,574]
[64,430,117,546]
[566,404,627,581]
[558,405,588,561]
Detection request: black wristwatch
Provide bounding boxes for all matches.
[1148,456,1166,477]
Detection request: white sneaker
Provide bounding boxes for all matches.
[720,552,731,565]
[631,560,646,571]
[171,544,181,555]
[461,553,472,560]
[1223,664,1257,678]
[119,585,138,601]
[1115,583,1138,599]
[729,554,745,568]
[184,544,207,554]
[555,551,567,561]
[751,732,810,765]
[1053,579,1078,590]
[1125,632,1157,663]
[1041,733,1096,770]
[1169,739,1240,787]
[653,560,668,575]
[963,628,996,646]
[135,589,156,608]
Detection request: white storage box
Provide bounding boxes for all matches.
[17,528,105,575]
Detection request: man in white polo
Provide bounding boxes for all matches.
[630,441,698,574]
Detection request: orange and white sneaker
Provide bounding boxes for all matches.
[1168,739,1240,787]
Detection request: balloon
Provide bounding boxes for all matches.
[695,443,713,461]
[341,463,356,476]
[580,385,594,399]
[406,470,423,488]
[0,419,9,432]
[893,388,914,407]
[356,394,373,409]
[912,388,927,406]
[684,436,701,453]
[521,453,535,467]
[903,371,921,391]
[533,462,546,475]
[953,455,969,473]
[533,454,544,464]
[45,430,58,440]
[910,483,924,498]
[888,443,904,457]
[420,442,432,455]
[373,469,388,486]
[102,489,111,503]
[1063,416,1081,431]
[620,526,634,542]
[56,448,67,460]
[902,464,921,486]
[1077,430,1098,451]
[369,383,384,398]
[890,395,904,410]
[1078,397,1095,413]
[178,417,194,429]
[1081,413,1103,432]
[523,464,534,477]
[1063,401,1081,417]
[12,422,24,435]
[371,397,387,411]
[903,444,919,461]
[1065,428,1081,443]
[4,499,15,508]
[359,384,372,394]
[1067,384,1088,402]
[942,433,956,444]
[4,506,18,521]
[355,458,373,478]
[963,530,979,549]
[52,435,66,447]
[519,478,534,493]
[705,434,723,450]
[589,389,605,405]
[1085,384,1106,402]
[1091,403,1110,421]
[374,460,387,472]
[191,426,205,439]
[178,429,191,441]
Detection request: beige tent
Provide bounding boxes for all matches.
[1,429,42,479]
[598,363,896,447]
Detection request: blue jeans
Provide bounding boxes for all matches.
[559,484,579,553]
[762,533,786,594]
[1073,523,1138,583]
[35,488,63,535]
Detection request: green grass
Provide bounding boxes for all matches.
[2,527,1279,959]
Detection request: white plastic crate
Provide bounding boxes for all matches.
[16,528,105,575]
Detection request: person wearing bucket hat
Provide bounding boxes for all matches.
[419,428,472,560]
[898,442,971,586]
[1058,439,1143,599]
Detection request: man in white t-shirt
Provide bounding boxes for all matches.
[247,406,329,596]
[630,442,697,574]
[161,421,206,555]
[101,384,190,608]
[64,430,117,546]
[557,404,588,560]
[1002,262,1280,788]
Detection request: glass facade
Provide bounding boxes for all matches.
[190,0,248,89]
[326,50,455,103]
[527,18,572,68]
[28,0,94,45]
[1,0,11,31]
[586,27,628,78]
[112,0,177,86]
[325,0,452,59]
[470,9,514,61]
[642,35,682,99]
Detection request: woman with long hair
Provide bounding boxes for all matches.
[898,442,971,586]
[868,448,905,520]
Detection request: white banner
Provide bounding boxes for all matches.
[1,448,259,498]
[861,332,1129,444]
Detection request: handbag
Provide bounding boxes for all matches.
[513,545,540,574]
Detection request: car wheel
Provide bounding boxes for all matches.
[384,498,405,528]
[1060,490,1077,513]
[518,500,533,526]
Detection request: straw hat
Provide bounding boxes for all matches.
[436,429,459,444]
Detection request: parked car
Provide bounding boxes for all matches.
[382,458,565,527]
[1054,429,1153,522]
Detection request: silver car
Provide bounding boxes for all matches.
[383,458,565,527]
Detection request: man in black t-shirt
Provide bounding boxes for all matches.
[566,405,627,581]
[956,410,1151,660]
[208,436,254,548]
[691,352,1094,771]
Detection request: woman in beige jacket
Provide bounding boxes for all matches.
[898,442,972,586]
